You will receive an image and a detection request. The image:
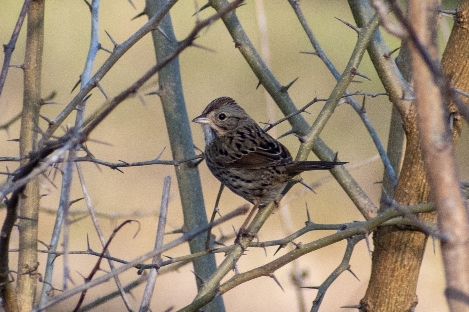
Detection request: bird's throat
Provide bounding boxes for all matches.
[202,124,217,146]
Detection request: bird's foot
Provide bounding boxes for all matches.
[234,226,256,244]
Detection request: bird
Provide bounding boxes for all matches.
[192,97,345,240]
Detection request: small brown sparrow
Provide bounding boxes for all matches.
[193,97,345,238]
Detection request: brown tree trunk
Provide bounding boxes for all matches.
[361,1,468,311]
[17,1,44,311]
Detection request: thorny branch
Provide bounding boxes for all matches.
[0,0,32,96]
[0,0,242,200]
[72,220,137,311]
[32,205,249,311]
[310,235,362,312]
[180,200,435,311]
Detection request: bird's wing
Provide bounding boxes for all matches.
[210,127,293,169]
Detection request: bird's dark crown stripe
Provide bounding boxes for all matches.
[203,97,237,114]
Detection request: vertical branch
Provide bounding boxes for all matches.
[410,0,469,310]
[348,0,411,199]
[139,176,171,312]
[17,1,45,311]
[0,188,22,311]
[144,2,226,312]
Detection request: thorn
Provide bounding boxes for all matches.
[165,227,185,235]
[83,93,92,102]
[190,270,206,285]
[432,236,436,254]
[301,286,319,289]
[127,0,136,9]
[70,198,84,206]
[260,120,271,131]
[192,2,211,16]
[86,233,91,251]
[350,68,371,81]
[98,43,112,54]
[384,47,400,60]
[38,239,51,249]
[76,270,86,281]
[41,101,59,106]
[291,241,303,249]
[71,77,81,93]
[361,95,366,113]
[104,30,118,48]
[83,0,91,11]
[232,225,238,238]
[131,11,146,20]
[276,129,296,140]
[213,240,226,247]
[136,92,147,107]
[280,77,299,93]
[191,42,216,53]
[333,152,339,162]
[96,82,109,100]
[269,274,285,292]
[44,91,57,101]
[364,233,372,257]
[69,214,89,224]
[305,203,312,224]
[40,115,53,126]
[347,266,360,281]
[9,64,24,69]
[155,147,165,160]
[256,80,262,90]
[335,17,360,33]
[156,26,172,43]
[340,304,362,309]
[300,51,319,56]
[299,179,316,194]
[147,88,163,96]
[273,244,286,256]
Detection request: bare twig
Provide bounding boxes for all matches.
[32,205,249,311]
[309,235,363,312]
[1,0,241,201]
[139,176,171,312]
[72,220,136,311]
[77,162,133,310]
[181,201,435,311]
[0,0,32,95]
[0,113,22,131]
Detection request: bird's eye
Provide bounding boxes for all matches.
[218,113,227,120]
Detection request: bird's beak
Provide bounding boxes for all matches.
[192,114,210,125]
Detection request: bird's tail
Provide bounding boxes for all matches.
[288,161,346,174]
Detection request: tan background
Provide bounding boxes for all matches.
[1,0,466,311]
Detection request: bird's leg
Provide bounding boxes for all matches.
[235,199,260,243]
[205,184,225,251]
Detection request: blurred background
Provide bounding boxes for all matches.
[0,0,466,311]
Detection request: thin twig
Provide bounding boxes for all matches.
[139,176,171,312]
[0,0,32,95]
[32,205,249,311]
